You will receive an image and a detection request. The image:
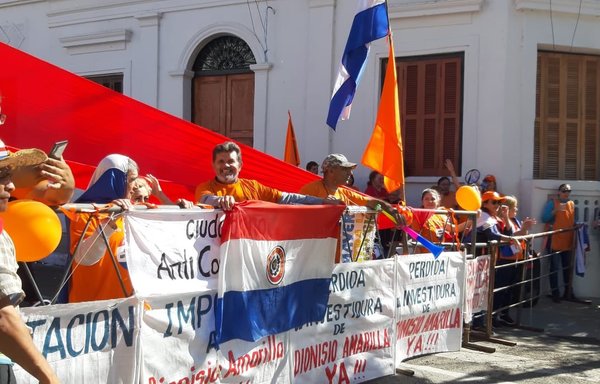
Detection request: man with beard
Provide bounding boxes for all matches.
[195,141,339,209]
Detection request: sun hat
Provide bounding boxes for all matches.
[481,191,504,202]
[322,154,357,170]
[0,139,47,169]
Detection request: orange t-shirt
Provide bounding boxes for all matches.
[299,180,370,206]
[68,213,132,303]
[551,200,575,251]
[194,178,282,203]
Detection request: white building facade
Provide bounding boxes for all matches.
[1,0,599,296]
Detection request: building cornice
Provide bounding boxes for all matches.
[514,0,600,16]
[388,0,483,19]
[59,28,131,54]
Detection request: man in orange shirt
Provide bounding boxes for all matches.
[299,154,405,225]
[195,141,339,209]
[541,183,576,302]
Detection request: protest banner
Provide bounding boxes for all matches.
[463,255,491,323]
[141,291,223,384]
[395,252,465,362]
[13,210,482,383]
[14,297,140,384]
[124,209,225,297]
[143,289,290,384]
[340,206,379,262]
[290,260,396,383]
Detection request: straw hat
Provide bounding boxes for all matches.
[0,139,47,169]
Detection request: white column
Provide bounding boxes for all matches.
[250,62,272,152]
[133,12,162,108]
[305,0,336,160]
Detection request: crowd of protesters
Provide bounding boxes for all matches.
[1,131,587,380]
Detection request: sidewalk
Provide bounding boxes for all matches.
[371,296,600,383]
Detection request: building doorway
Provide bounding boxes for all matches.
[192,36,257,147]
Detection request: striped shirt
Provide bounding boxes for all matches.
[0,230,24,365]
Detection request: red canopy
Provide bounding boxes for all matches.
[0,43,319,200]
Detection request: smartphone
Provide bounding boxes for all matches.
[49,140,68,159]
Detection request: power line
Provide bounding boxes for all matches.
[569,0,583,52]
[549,0,556,50]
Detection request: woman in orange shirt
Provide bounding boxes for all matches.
[68,154,140,303]
[410,188,469,253]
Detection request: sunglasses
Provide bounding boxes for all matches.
[560,190,571,193]
[487,200,500,205]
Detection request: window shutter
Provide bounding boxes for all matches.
[535,52,600,180]
[398,53,463,177]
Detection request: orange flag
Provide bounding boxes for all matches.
[361,35,404,193]
[284,110,300,166]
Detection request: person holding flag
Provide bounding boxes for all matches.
[195,141,340,209]
[299,153,406,225]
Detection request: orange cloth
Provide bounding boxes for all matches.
[300,180,370,206]
[284,111,300,166]
[195,178,283,203]
[551,200,575,251]
[361,37,404,193]
[68,213,132,303]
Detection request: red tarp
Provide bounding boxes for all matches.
[0,43,319,201]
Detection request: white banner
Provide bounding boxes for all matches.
[17,211,485,383]
[141,290,290,384]
[463,255,491,323]
[141,291,222,384]
[340,207,379,262]
[290,260,396,383]
[124,209,224,297]
[395,252,465,362]
[14,297,141,384]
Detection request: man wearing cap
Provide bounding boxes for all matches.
[0,143,59,383]
[195,141,340,209]
[541,183,576,302]
[299,154,404,224]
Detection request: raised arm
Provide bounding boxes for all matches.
[445,159,461,190]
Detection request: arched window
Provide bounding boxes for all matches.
[193,36,256,75]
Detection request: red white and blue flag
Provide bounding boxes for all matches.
[215,201,345,343]
[326,0,389,130]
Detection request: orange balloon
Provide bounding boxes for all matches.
[0,200,62,262]
[456,185,482,211]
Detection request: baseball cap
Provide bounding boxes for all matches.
[322,154,357,170]
[481,191,504,202]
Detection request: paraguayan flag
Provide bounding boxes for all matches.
[215,201,345,343]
